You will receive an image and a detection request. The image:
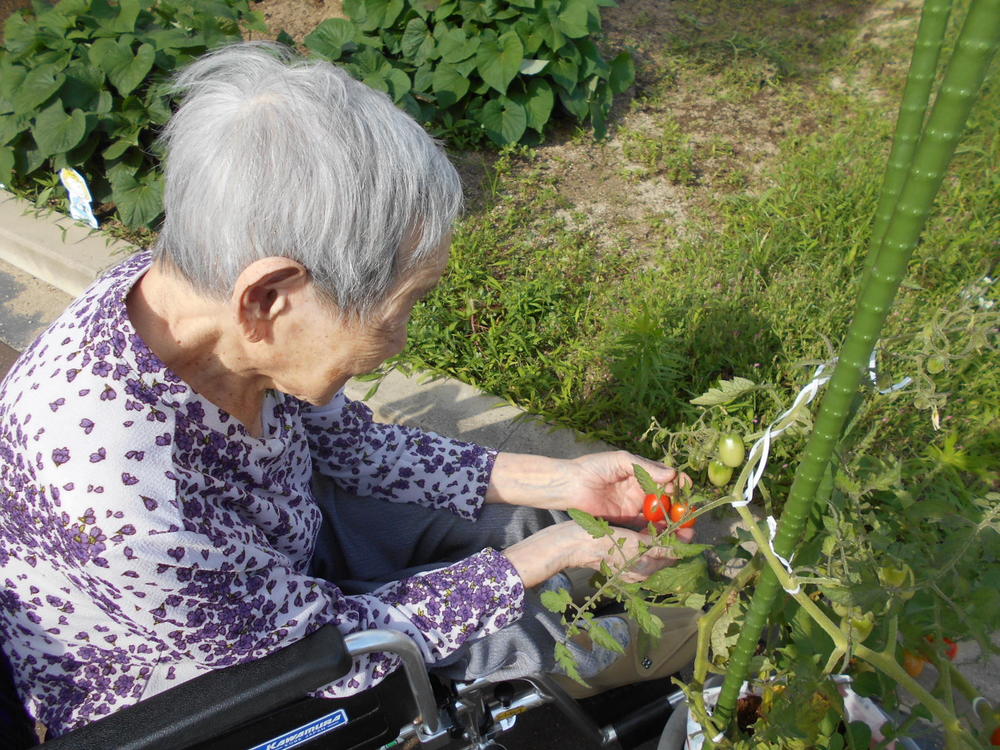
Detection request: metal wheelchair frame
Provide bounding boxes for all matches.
[3,625,685,750]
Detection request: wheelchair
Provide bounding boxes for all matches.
[1,625,686,750]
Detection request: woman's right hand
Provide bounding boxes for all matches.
[501,520,692,589]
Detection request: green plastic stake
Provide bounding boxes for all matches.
[862,0,954,276]
[712,0,999,734]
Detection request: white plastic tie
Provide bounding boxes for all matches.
[59,168,99,229]
[867,348,913,394]
[767,516,800,594]
[732,364,831,509]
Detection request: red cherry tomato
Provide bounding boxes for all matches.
[925,635,958,661]
[990,725,1000,745]
[642,493,670,523]
[669,500,696,528]
[944,637,958,661]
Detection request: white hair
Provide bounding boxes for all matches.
[153,42,462,317]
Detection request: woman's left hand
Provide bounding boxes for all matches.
[565,451,691,527]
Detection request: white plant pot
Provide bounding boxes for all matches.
[657,676,923,750]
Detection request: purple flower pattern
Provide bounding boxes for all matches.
[0,252,522,738]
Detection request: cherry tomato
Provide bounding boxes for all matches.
[902,650,926,677]
[990,725,1000,745]
[717,433,745,468]
[707,459,733,487]
[848,613,875,643]
[944,637,958,661]
[642,493,670,523]
[669,500,696,528]
[925,635,958,661]
[878,563,914,600]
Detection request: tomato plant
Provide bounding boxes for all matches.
[643,493,670,524]
[549,5,999,747]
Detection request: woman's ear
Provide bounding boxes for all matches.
[233,258,309,344]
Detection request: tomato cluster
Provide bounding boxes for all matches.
[641,492,696,528]
[902,636,959,677]
[706,433,745,487]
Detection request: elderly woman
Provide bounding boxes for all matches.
[0,43,698,737]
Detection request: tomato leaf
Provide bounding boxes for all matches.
[624,596,663,638]
[657,540,711,559]
[632,463,662,495]
[641,557,709,595]
[540,587,573,614]
[568,508,613,539]
[554,641,587,686]
[587,622,625,654]
[690,376,759,406]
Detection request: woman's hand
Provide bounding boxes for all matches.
[486,451,690,526]
[566,451,691,526]
[502,520,685,589]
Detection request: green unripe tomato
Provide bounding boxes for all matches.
[879,563,915,600]
[878,565,908,588]
[926,355,947,374]
[707,460,733,487]
[687,448,708,472]
[848,612,875,643]
[717,433,745,468]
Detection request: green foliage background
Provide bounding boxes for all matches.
[304,0,633,147]
[0,0,633,228]
[0,0,264,227]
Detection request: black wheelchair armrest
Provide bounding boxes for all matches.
[40,625,352,750]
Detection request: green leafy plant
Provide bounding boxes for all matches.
[547,0,999,747]
[301,0,634,146]
[0,0,266,228]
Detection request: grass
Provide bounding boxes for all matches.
[400,0,999,497]
[6,0,995,496]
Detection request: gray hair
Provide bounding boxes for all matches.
[153,42,462,317]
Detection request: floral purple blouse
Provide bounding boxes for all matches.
[0,252,525,737]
